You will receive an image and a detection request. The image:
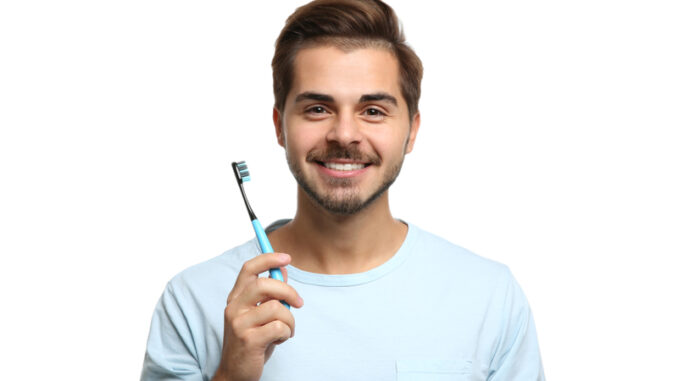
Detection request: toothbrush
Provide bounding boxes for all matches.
[231,161,290,309]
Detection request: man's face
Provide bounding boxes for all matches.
[274,45,420,215]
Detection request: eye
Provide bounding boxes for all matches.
[365,108,384,116]
[361,107,387,120]
[306,106,328,114]
[303,105,331,120]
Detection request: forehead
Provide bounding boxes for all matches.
[286,45,402,106]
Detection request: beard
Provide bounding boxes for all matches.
[287,144,405,215]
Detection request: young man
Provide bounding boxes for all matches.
[142,1,545,380]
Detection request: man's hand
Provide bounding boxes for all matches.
[211,253,303,381]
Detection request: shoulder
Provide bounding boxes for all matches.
[406,224,516,292]
[166,238,259,300]
[410,225,508,273]
[143,241,261,379]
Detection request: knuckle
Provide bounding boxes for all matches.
[241,261,253,274]
[268,298,283,309]
[271,300,288,314]
[240,330,254,345]
[259,299,275,312]
[226,291,236,306]
[263,299,286,316]
[271,320,287,334]
[224,304,236,321]
[230,314,245,332]
[255,276,269,289]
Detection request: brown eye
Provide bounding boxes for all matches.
[308,106,327,114]
[362,107,386,119]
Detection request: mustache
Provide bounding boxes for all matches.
[306,145,381,165]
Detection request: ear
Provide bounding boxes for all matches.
[273,108,285,147]
[405,112,420,154]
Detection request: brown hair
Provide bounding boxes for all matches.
[272,0,423,121]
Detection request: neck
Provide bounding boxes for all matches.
[268,188,408,274]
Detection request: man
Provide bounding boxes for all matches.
[142,0,545,380]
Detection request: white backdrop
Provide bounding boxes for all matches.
[1,1,676,379]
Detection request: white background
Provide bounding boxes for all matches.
[1,0,676,379]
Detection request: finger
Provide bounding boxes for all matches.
[228,253,291,303]
[251,319,293,348]
[262,267,289,307]
[239,277,303,309]
[280,266,288,283]
[234,299,296,338]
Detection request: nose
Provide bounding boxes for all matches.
[326,110,363,146]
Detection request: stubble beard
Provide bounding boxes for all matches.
[286,145,405,216]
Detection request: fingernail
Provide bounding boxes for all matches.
[298,296,304,306]
[278,253,291,261]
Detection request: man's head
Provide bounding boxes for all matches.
[272,0,423,121]
[272,0,423,216]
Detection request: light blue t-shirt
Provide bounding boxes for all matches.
[142,222,545,380]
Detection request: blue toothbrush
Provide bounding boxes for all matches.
[232,161,290,309]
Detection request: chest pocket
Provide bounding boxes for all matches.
[396,359,473,381]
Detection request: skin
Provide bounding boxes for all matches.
[212,45,420,381]
[212,253,303,381]
[272,46,420,273]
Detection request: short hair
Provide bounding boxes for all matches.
[272,0,423,121]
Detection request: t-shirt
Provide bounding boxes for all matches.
[141,222,545,380]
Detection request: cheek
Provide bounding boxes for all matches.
[284,129,317,159]
[364,128,408,157]
[285,123,328,153]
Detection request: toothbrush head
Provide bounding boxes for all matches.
[232,161,251,184]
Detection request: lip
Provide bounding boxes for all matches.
[314,161,371,178]
[323,159,369,164]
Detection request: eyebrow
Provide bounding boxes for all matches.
[294,92,334,103]
[294,91,398,107]
[359,92,398,107]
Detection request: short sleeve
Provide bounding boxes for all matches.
[488,269,546,380]
[141,283,204,381]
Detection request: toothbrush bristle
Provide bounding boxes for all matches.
[234,161,251,182]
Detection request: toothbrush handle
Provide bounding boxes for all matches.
[251,219,290,309]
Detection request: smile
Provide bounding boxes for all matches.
[321,162,367,171]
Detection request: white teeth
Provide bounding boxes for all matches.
[324,162,366,171]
